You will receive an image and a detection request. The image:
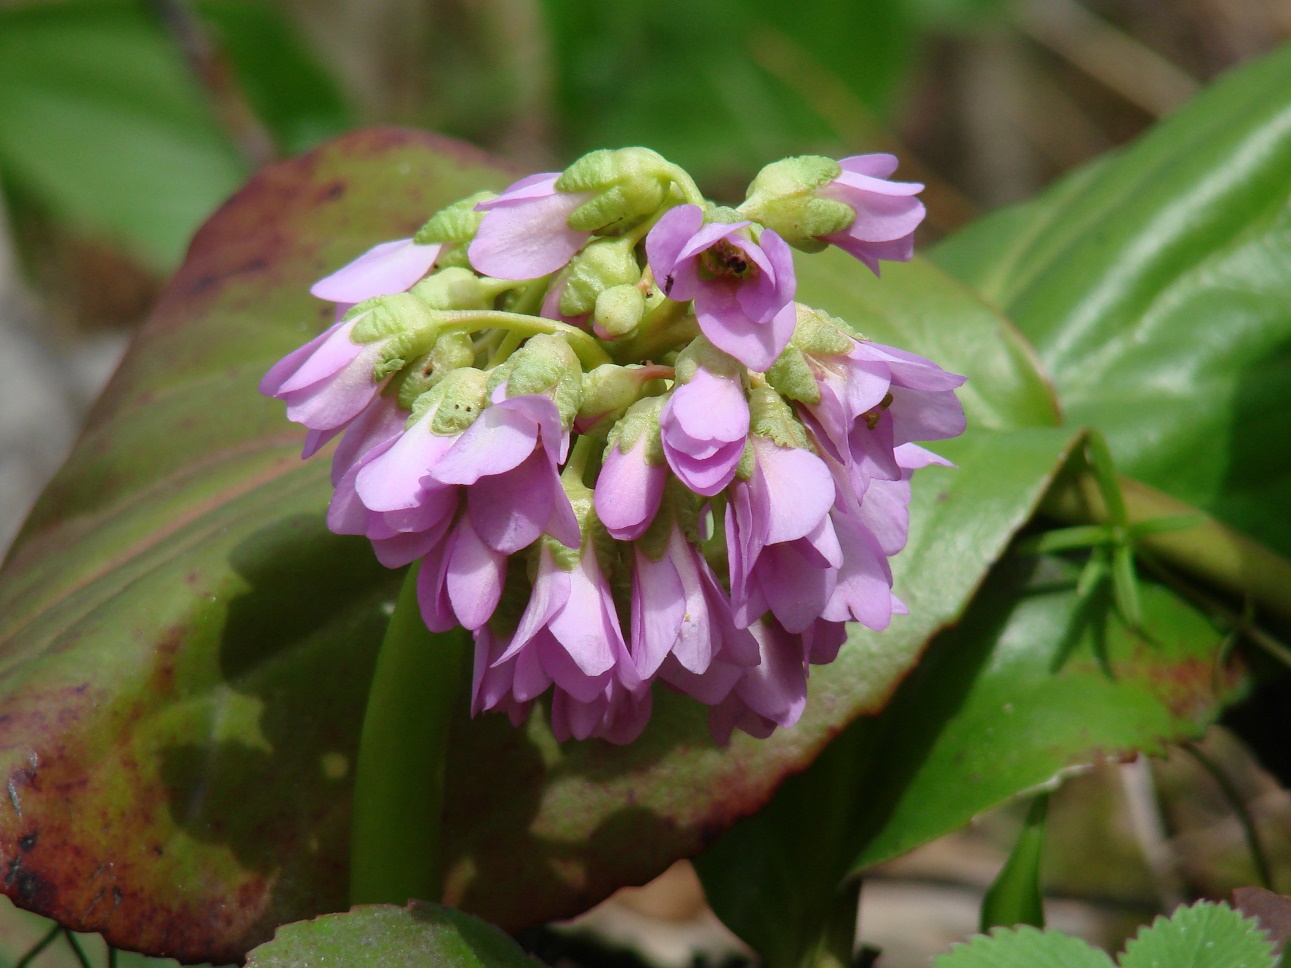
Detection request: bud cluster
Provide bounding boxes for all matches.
[262,146,962,744]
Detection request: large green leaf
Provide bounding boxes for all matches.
[0,1,248,269]
[0,129,1062,962]
[934,43,1291,558]
[697,550,1238,968]
[245,902,540,968]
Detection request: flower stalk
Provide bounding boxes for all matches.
[350,561,469,906]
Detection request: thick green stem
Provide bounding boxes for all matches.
[1041,464,1291,626]
[433,309,613,369]
[803,878,862,968]
[611,299,698,364]
[350,562,470,906]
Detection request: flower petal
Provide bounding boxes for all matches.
[310,239,442,303]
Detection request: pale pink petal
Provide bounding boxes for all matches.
[260,320,345,396]
[839,153,900,179]
[430,404,539,484]
[595,440,667,540]
[753,439,836,545]
[630,547,687,679]
[469,173,590,280]
[446,516,506,629]
[468,451,554,554]
[310,239,442,303]
[646,204,705,300]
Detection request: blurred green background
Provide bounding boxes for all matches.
[2,0,1287,338]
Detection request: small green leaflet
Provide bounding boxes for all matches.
[933,901,1277,968]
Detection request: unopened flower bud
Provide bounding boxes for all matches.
[790,304,856,356]
[556,148,680,234]
[409,266,504,310]
[346,292,440,381]
[594,285,646,339]
[412,366,490,435]
[745,154,925,272]
[414,191,498,245]
[560,238,643,316]
[489,333,583,426]
[576,363,667,436]
[393,330,477,409]
[739,156,854,253]
[596,396,668,542]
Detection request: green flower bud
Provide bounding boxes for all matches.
[410,267,503,310]
[739,156,855,253]
[349,292,435,342]
[559,237,642,316]
[576,363,666,436]
[764,344,820,405]
[594,284,646,338]
[489,333,583,427]
[392,330,478,409]
[791,304,857,356]
[556,147,680,234]
[413,191,498,245]
[409,366,489,435]
[348,292,440,382]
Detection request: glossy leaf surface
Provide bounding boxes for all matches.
[0,129,1060,961]
[245,903,539,968]
[934,44,1291,559]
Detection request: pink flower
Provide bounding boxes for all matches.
[428,393,580,554]
[550,677,653,745]
[646,205,796,371]
[800,336,965,497]
[311,238,443,304]
[477,541,650,743]
[818,154,925,275]
[259,315,389,439]
[725,437,843,633]
[324,395,407,483]
[468,173,593,280]
[659,367,749,497]
[594,434,667,541]
[629,527,759,681]
[418,515,507,632]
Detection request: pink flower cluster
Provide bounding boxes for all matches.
[262,147,963,744]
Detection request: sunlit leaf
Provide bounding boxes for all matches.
[935,44,1291,558]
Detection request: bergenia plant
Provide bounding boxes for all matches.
[262,147,964,748]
